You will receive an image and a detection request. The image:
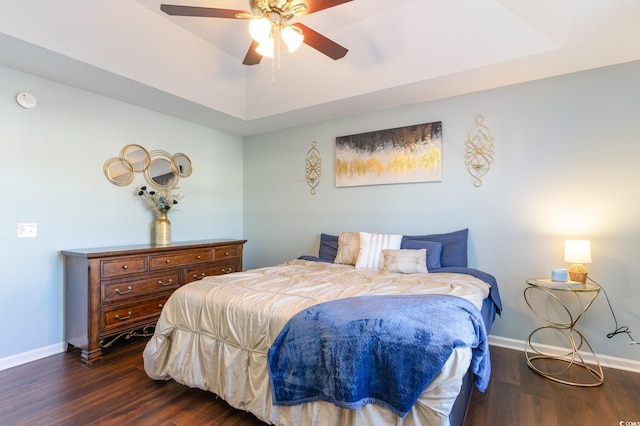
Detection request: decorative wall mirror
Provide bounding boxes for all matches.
[144,150,177,189]
[121,144,149,172]
[172,153,192,177]
[104,145,192,190]
[103,157,135,186]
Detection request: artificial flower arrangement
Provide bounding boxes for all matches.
[137,186,182,217]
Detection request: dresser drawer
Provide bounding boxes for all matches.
[149,250,213,270]
[214,246,240,260]
[101,271,180,304]
[186,262,238,283]
[101,295,169,332]
[101,257,148,278]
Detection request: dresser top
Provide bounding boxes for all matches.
[61,239,247,258]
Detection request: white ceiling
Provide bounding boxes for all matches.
[1,0,639,136]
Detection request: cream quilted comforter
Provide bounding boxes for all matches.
[143,259,491,426]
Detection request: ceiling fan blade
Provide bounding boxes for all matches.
[296,23,348,60]
[301,0,353,16]
[160,4,247,19]
[243,40,263,66]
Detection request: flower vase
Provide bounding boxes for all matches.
[154,214,171,245]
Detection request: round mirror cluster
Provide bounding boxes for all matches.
[104,145,192,190]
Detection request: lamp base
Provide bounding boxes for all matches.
[569,271,588,284]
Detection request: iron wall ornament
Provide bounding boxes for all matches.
[305,141,322,195]
[464,115,495,187]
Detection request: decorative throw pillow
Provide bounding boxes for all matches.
[400,240,443,269]
[355,232,402,269]
[334,232,360,265]
[381,249,428,274]
[319,233,339,262]
[402,228,468,268]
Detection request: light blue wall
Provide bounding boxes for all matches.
[1,66,243,359]
[3,60,639,365]
[243,61,640,362]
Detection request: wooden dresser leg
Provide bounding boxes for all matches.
[81,348,104,364]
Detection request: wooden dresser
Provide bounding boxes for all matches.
[62,239,247,364]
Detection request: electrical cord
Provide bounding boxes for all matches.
[587,277,638,345]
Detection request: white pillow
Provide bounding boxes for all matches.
[334,232,360,265]
[355,232,402,269]
[381,249,428,274]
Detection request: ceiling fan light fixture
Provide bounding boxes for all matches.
[282,25,304,53]
[249,17,271,42]
[256,37,275,58]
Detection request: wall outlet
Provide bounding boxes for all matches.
[18,223,37,238]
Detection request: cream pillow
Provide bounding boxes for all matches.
[334,232,360,265]
[381,249,428,274]
[355,232,402,269]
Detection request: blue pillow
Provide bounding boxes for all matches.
[401,228,468,267]
[318,233,339,262]
[400,240,443,270]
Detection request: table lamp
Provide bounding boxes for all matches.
[564,240,591,283]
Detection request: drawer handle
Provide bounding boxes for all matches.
[158,304,163,309]
[196,255,201,260]
[158,279,173,286]
[123,265,128,270]
[225,252,229,256]
[165,259,171,264]
[222,268,234,274]
[115,312,132,321]
[115,286,133,295]
[192,273,206,280]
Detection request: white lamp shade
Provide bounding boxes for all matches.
[249,18,271,42]
[256,37,275,58]
[282,25,304,52]
[564,240,592,263]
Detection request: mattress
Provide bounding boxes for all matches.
[144,259,493,425]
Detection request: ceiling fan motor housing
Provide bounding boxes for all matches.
[250,0,306,20]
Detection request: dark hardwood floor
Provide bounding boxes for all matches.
[1,338,638,425]
[466,345,640,426]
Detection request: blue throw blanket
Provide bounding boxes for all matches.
[267,294,489,418]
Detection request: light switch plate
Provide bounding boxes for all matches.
[18,223,37,238]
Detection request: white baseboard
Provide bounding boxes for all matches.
[2,337,639,375]
[489,335,640,374]
[0,342,66,372]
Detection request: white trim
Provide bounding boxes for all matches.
[2,337,639,375]
[0,342,66,372]
[489,335,640,373]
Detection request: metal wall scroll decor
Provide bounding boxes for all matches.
[305,141,322,195]
[464,115,494,187]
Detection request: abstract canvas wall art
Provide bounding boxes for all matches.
[336,121,442,187]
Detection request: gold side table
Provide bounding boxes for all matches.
[524,278,604,386]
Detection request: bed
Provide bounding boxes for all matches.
[144,229,502,425]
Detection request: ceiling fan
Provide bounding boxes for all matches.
[160,1,352,66]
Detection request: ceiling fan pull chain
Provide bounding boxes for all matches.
[277,26,282,73]
[272,60,275,82]
[271,48,276,83]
